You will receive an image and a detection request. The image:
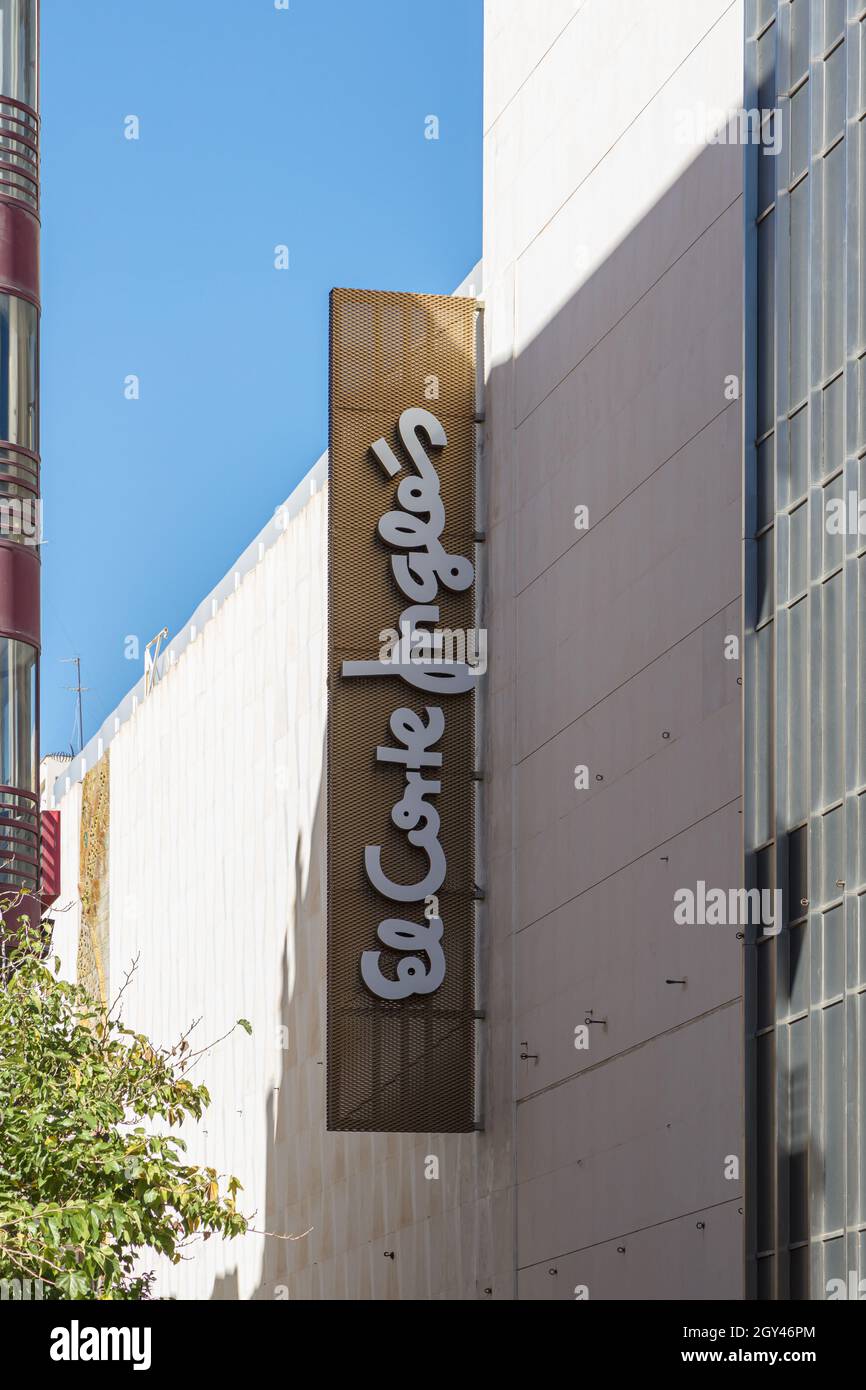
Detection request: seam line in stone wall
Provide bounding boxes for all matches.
[516,597,739,766]
[517,1194,744,1273]
[517,796,742,935]
[507,0,741,278]
[515,189,742,433]
[483,0,591,137]
[516,996,741,1108]
[514,397,739,601]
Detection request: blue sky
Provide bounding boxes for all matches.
[39,0,482,754]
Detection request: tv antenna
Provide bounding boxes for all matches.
[61,656,90,755]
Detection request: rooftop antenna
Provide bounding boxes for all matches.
[61,656,89,756]
[144,627,168,697]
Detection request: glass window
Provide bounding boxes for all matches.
[859,993,866,1218]
[0,637,36,794]
[788,823,809,919]
[788,404,808,498]
[789,501,808,596]
[822,373,843,478]
[789,1243,809,1298]
[791,0,811,85]
[759,122,778,215]
[758,1032,777,1253]
[759,21,778,113]
[823,141,845,377]
[758,939,776,1029]
[759,212,776,436]
[823,904,844,998]
[860,122,866,345]
[788,601,808,825]
[859,553,866,783]
[821,802,844,903]
[824,40,846,144]
[754,624,775,848]
[758,435,775,530]
[790,81,810,181]
[0,295,38,454]
[825,0,846,47]
[789,921,809,1013]
[788,1016,809,1244]
[822,1004,845,1232]
[822,575,844,806]
[789,181,809,404]
[822,471,844,573]
[757,528,776,625]
[0,1,37,111]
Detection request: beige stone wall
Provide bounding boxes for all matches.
[51,462,512,1300]
[483,0,745,1298]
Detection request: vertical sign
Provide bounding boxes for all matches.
[328,288,478,1132]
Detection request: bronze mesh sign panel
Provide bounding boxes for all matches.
[328,287,477,1132]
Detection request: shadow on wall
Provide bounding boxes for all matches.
[248,750,325,1301]
[197,114,816,1298]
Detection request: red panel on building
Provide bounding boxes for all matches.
[40,808,60,908]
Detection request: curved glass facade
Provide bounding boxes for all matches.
[0,293,37,451]
[0,635,35,792]
[0,0,37,110]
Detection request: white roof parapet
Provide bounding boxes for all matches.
[51,449,329,804]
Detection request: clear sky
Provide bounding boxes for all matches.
[39,0,482,755]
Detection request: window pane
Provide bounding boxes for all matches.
[754,623,775,848]
[821,803,844,903]
[759,212,776,436]
[822,471,844,573]
[789,823,809,916]
[825,0,846,46]
[789,602,808,825]
[791,81,810,181]
[758,1032,776,1252]
[823,1003,845,1233]
[859,553,866,783]
[822,571,844,805]
[758,434,775,530]
[822,373,844,477]
[760,114,778,213]
[0,0,37,110]
[0,296,38,453]
[791,0,810,85]
[758,528,775,625]
[758,21,778,113]
[823,141,845,377]
[824,40,846,144]
[790,181,809,404]
[788,1016,809,1244]
[789,404,808,498]
[0,638,36,793]
[860,120,866,345]
[789,501,808,596]
[860,992,866,1219]
[758,940,776,1029]
[790,1243,809,1298]
[790,921,809,1013]
[823,904,844,998]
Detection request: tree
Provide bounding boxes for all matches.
[0,917,251,1299]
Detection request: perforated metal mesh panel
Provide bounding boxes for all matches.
[327,287,478,1132]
